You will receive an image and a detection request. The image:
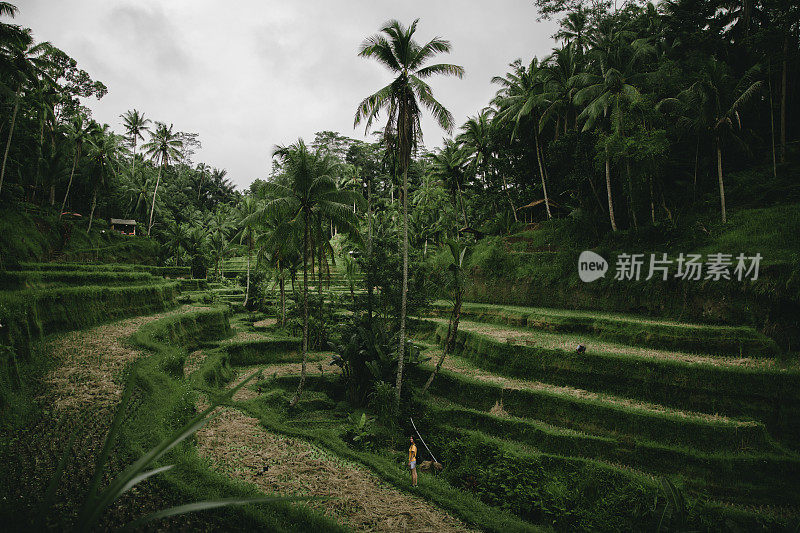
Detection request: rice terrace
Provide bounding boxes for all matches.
[1,1,799,531]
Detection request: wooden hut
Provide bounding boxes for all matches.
[110,218,137,235]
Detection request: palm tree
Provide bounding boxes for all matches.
[59,114,95,219]
[196,162,209,202]
[233,196,262,307]
[256,209,299,327]
[571,28,653,231]
[123,170,152,221]
[85,125,121,233]
[260,139,361,407]
[121,109,151,184]
[677,59,762,223]
[540,43,580,137]
[142,122,182,235]
[555,6,589,53]
[355,19,463,403]
[30,78,57,202]
[164,218,189,266]
[492,58,553,219]
[459,109,517,218]
[429,139,469,227]
[0,26,52,195]
[207,207,232,279]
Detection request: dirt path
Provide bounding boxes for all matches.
[3,305,211,530]
[196,406,473,532]
[41,305,205,412]
[436,318,780,369]
[187,335,473,532]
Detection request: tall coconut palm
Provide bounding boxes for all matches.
[355,19,463,403]
[492,58,553,219]
[85,125,121,233]
[677,59,762,223]
[121,109,150,184]
[430,139,469,227]
[207,207,232,279]
[555,6,589,53]
[256,208,299,327]
[59,113,95,219]
[540,43,580,137]
[571,29,653,231]
[260,139,362,407]
[0,27,52,195]
[233,195,262,307]
[142,122,182,235]
[123,170,152,221]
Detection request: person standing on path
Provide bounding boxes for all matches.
[409,436,418,487]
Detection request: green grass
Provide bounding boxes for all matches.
[424,402,800,506]
[410,366,774,453]
[18,262,191,277]
[0,282,179,359]
[422,320,800,442]
[448,202,800,348]
[426,300,779,357]
[0,269,159,290]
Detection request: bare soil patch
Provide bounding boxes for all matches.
[253,318,278,328]
[196,406,472,532]
[41,305,199,412]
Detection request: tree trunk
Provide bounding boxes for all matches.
[626,160,638,230]
[395,166,409,404]
[34,115,45,203]
[0,89,20,196]
[290,210,310,407]
[717,142,726,224]
[60,145,80,221]
[87,189,97,233]
[456,181,468,228]
[244,241,251,307]
[366,177,374,326]
[501,172,518,221]
[49,184,55,206]
[279,271,286,327]
[605,154,618,231]
[769,59,777,179]
[534,132,552,219]
[317,240,323,348]
[780,36,788,163]
[693,136,699,204]
[148,164,163,236]
[422,285,464,393]
[131,137,137,182]
[587,173,604,212]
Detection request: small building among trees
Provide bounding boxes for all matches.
[110,218,137,235]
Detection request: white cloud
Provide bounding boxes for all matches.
[16,0,558,189]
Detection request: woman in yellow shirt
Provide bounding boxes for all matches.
[408,436,418,487]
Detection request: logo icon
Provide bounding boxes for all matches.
[578,251,608,282]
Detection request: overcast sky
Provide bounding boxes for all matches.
[17,1,558,190]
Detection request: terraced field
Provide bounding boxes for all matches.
[411,303,800,522]
[183,305,799,530]
[2,262,798,530]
